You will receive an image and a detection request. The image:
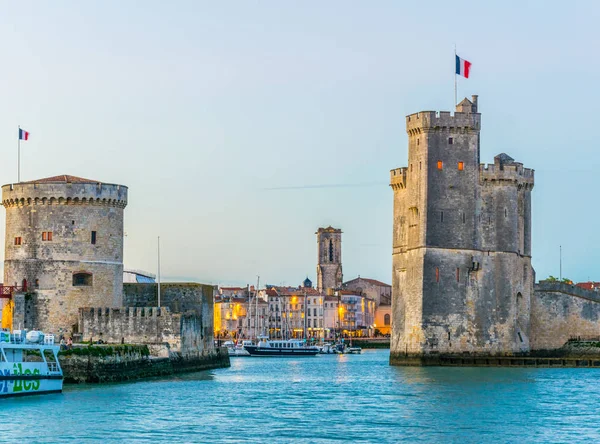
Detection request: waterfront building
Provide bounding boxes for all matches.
[374,303,391,336]
[343,277,391,306]
[389,96,535,363]
[2,175,128,335]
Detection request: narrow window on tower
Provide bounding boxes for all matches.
[456,268,460,282]
[448,137,453,145]
[458,161,464,171]
[14,237,22,246]
[411,164,413,172]
[42,232,47,241]
[91,231,97,245]
[419,162,422,170]
[437,161,443,170]
[505,208,508,218]
[435,267,440,283]
[417,138,420,146]
[441,211,444,222]
[329,239,333,262]
[462,212,466,224]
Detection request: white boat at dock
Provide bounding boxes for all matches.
[0,329,63,398]
[224,340,251,357]
[244,339,320,357]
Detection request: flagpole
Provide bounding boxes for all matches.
[18,126,21,183]
[454,45,457,107]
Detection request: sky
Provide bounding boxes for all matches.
[0,1,598,286]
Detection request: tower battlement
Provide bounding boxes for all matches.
[2,176,127,209]
[479,154,534,188]
[406,96,481,135]
[389,168,407,190]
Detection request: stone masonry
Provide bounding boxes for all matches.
[2,175,127,335]
[390,97,535,365]
[316,226,343,292]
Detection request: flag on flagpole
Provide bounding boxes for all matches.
[18,128,30,141]
[455,55,472,78]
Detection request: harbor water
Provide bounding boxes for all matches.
[3,349,600,443]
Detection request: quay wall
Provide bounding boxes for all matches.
[531,281,600,350]
[79,307,214,355]
[59,345,230,383]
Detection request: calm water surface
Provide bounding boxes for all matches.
[2,350,600,443]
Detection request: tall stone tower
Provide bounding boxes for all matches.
[2,175,128,335]
[389,97,534,365]
[316,226,342,292]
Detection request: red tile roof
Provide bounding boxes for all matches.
[345,277,391,287]
[23,175,100,184]
[576,282,600,291]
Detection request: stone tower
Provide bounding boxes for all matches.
[389,97,534,365]
[316,226,342,292]
[2,175,128,335]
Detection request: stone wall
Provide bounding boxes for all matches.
[60,345,230,383]
[2,179,127,334]
[123,283,214,313]
[531,281,600,350]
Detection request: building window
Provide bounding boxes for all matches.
[42,231,53,241]
[458,161,464,171]
[440,211,444,222]
[448,137,453,145]
[437,161,443,170]
[73,272,93,287]
[384,314,390,326]
[462,212,466,223]
[14,237,22,246]
[91,231,97,245]
[435,267,440,283]
[456,268,460,282]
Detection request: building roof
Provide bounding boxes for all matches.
[344,277,391,287]
[22,175,101,184]
[220,286,246,291]
[576,282,600,291]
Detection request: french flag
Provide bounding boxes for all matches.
[19,128,30,141]
[455,55,472,79]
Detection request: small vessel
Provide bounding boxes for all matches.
[344,346,362,354]
[224,340,251,357]
[317,343,336,354]
[0,329,63,398]
[244,339,320,357]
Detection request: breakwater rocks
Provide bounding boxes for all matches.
[59,345,230,383]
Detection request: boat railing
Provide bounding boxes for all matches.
[47,362,61,373]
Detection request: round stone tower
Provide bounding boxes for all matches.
[2,175,128,335]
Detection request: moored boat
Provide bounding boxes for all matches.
[244,339,319,357]
[0,329,63,398]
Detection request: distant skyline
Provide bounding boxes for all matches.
[1,1,599,286]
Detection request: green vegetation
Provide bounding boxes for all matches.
[59,344,150,358]
[546,276,573,284]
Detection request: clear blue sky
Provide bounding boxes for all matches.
[0,1,597,286]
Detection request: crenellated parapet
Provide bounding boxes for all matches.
[389,167,407,190]
[480,158,534,190]
[2,180,127,209]
[406,110,481,136]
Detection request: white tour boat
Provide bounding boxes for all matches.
[0,329,63,398]
[244,338,320,357]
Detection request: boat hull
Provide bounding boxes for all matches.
[0,376,63,398]
[244,345,319,357]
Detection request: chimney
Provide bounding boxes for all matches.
[471,95,478,113]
